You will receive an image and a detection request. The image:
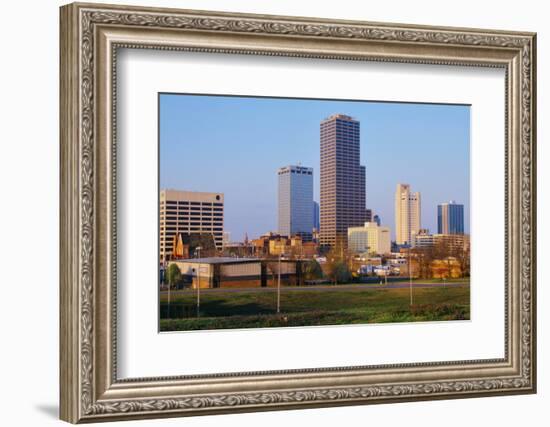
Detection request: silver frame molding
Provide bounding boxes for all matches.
[60,2,537,423]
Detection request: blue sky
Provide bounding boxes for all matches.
[160,94,470,241]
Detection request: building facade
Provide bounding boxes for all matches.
[278,165,314,241]
[222,231,231,248]
[269,235,301,256]
[411,231,470,252]
[347,222,391,255]
[365,209,373,223]
[433,233,470,252]
[395,183,421,245]
[313,201,320,231]
[438,201,465,234]
[319,114,366,248]
[411,229,434,248]
[169,257,307,288]
[159,189,224,261]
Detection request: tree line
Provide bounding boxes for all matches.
[411,240,470,279]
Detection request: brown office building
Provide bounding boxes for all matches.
[320,114,366,248]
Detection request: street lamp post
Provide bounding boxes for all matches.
[409,247,413,306]
[196,246,202,317]
[167,267,171,319]
[277,252,281,314]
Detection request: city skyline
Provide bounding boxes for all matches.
[160,94,470,241]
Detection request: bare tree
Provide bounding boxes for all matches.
[450,242,470,278]
[325,260,352,285]
[410,247,431,279]
[432,263,451,280]
[324,240,353,284]
[266,262,278,287]
[434,240,454,279]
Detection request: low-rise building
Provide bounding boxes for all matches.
[251,232,283,257]
[412,231,470,252]
[301,242,318,258]
[388,257,407,266]
[269,236,291,256]
[168,257,307,288]
[433,233,470,252]
[170,232,217,260]
[171,233,190,259]
[221,242,254,258]
[412,229,434,248]
[431,257,464,278]
[347,222,391,255]
[171,257,261,288]
[251,232,318,258]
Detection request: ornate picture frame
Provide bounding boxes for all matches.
[60,2,536,423]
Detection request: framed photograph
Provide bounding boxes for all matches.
[60,2,537,423]
[158,96,472,332]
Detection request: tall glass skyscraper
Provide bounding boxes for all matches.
[278,165,314,241]
[438,201,464,234]
[320,114,366,248]
[313,201,320,231]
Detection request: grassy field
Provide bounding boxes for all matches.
[359,277,470,285]
[160,284,470,331]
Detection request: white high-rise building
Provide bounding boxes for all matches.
[278,165,314,241]
[347,222,391,255]
[395,183,421,245]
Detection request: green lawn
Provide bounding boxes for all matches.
[160,285,470,331]
[411,277,469,284]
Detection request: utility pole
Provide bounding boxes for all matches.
[196,246,202,317]
[277,252,281,314]
[409,247,413,306]
[167,271,171,319]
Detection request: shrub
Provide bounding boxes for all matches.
[166,263,182,288]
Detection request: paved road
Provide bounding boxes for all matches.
[160,282,468,296]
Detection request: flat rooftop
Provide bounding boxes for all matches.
[322,113,357,122]
[173,257,260,264]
